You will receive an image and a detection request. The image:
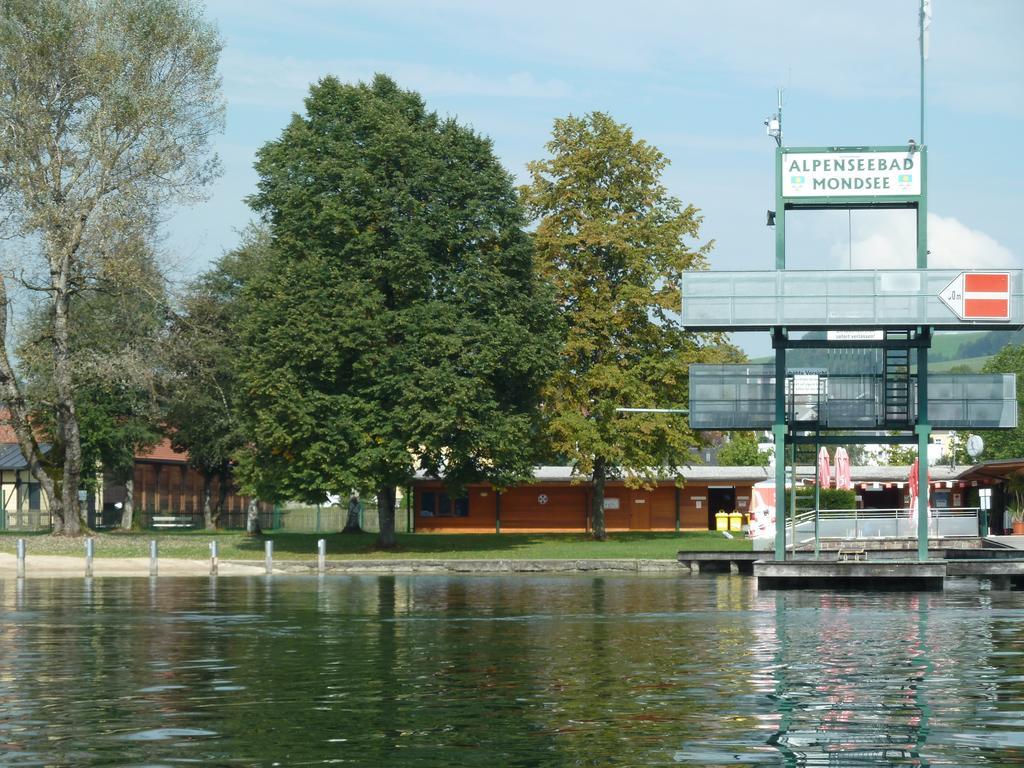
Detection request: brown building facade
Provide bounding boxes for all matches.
[412,466,768,533]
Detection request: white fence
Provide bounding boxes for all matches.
[785,507,980,544]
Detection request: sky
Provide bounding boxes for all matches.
[170,0,1024,356]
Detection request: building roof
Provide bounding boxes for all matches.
[415,462,994,487]
[415,465,771,484]
[135,438,188,464]
[0,443,28,470]
[0,442,51,471]
[790,464,967,483]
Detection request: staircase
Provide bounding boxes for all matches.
[883,330,912,426]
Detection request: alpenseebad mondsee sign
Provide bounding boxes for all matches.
[782,151,921,197]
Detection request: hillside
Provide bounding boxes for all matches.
[750,329,1023,372]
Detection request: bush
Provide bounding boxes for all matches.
[795,487,856,511]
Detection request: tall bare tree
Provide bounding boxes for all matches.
[0,0,224,533]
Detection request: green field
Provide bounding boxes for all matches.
[0,530,751,561]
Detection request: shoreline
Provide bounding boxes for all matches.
[0,553,686,578]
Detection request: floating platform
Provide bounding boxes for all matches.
[755,560,947,590]
[677,544,1024,589]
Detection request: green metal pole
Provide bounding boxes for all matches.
[918,330,931,562]
[814,441,820,560]
[917,147,928,269]
[774,330,787,561]
[790,442,797,557]
[775,147,786,269]
[495,490,501,534]
[403,487,411,536]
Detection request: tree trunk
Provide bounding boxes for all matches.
[53,263,83,536]
[122,475,135,530]
[343,489,363,533]
[376,485,397,549]
[216,463,230,526]
[202,472,215,530]
[591,456,607,541]
[245,497,262,536]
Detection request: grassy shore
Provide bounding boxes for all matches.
[0,530,751,561]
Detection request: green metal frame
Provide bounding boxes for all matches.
[772,145,931,563]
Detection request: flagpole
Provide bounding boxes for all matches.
[920,0,929,145]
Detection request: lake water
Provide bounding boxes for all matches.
[0,574,1023,766]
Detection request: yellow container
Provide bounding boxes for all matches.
[715,511,729,531]
[728,511,743,532]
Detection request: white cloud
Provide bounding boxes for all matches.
[831,212,1017,270]
[221,51,571,111]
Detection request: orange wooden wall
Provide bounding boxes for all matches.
[414,481,755,533]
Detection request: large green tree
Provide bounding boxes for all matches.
[981,344,1024,460]
[521,112,720,540]
[716,432,771,467]
[0,0,223,533]
[239,75,559,547]
[162,227,270,530]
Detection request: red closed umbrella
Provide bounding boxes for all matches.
[908,457,919,505]
[817,447,832,490]
[834,447,852,490]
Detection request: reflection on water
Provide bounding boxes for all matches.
[0,574,1022,766]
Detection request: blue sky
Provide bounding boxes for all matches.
[171,0,1024,355]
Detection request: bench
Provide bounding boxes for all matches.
[152,515,196,529]
[837,548,866,562]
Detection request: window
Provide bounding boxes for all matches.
[421,491,436,517]
[27,483,41,511]
[419,491,469,518]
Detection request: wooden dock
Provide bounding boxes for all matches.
[678,543,1024,590]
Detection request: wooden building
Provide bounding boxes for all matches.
[412,466,769,533]
[0,422,269,528]
[102,438,272,526]
[411,464,1002,534]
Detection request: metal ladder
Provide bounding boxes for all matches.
[883,329,912,425]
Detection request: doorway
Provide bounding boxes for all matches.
[707,486,736,530]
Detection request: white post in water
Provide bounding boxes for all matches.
[317,538,326,574]
[210,540,219,576]
[149,540,158,577]
[16,539,25,580]
[264,540,273,575]
[85,538,94,578]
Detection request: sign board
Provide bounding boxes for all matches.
[791,374,820,395]
[603,498,620,510]
[782,151,921,197]
[938,272,1011,321]
[681,269,1024,331]
[827,330,884,341]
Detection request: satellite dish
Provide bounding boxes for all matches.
[966,434,984,459]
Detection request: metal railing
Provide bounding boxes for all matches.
[785,507,981,545]
[689,364,1016,430]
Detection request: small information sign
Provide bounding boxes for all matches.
[827,330,884,341]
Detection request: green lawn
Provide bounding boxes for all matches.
[0,530,751,561]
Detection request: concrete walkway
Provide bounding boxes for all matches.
[270,558,685,574]
[0,553,266,578]
[988,535,1024,549]
[0,555,685,579]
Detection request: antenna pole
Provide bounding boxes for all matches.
[777,89,783,147]
[920,0,929,145]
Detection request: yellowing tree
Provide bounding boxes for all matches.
[522,112,723,539]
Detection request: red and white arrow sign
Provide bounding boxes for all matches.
[938,272,1010,321]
